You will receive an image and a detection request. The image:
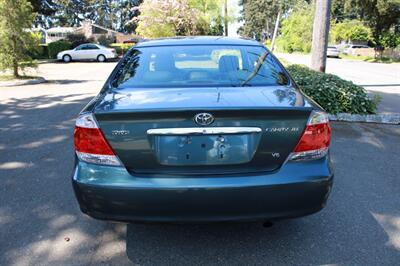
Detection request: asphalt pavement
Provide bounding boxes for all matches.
[0,62,399,265]
[277,53,400,115]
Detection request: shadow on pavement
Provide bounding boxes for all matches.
[46,79,93,85]
[124,122,400,265]
[0,92,399,265]
[366,89,400,114]
[0,93,124,265]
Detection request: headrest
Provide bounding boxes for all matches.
[218,55,239,72]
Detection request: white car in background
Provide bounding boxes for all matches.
[343,44,371,55]
[57,43,118,63]
[327,46,340,58]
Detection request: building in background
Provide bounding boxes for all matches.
[44,21,135,44]
[45,27,75,43]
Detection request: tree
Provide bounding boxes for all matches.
[136,0,199,38]
[311,0,332,72]
[51,0,143,33]
[0,0,37,77]
[330,20,373,43]
[116,0,143,33]
[379,31,400,49]
[239,0,279,40]
[331,0,400,45]
[188,0,225,35]
[53,0,92,27]
[238,0,311,40]
[28,0,57,27]
[276,5,314,53]
[87,0,116,29]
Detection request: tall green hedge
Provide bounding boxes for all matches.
[287,65,378,114]
[48,40,72,59]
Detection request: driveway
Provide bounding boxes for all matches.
[277,53,400,115]
[1,63,400,265]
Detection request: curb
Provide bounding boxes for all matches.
[329,113,400,125]
[0,77,47,87]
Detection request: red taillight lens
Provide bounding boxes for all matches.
[289,111,331,161]
[294,123,331,152]
[74,127,114,155]
[74,113,121,166]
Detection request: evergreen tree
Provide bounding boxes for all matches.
[116,0,143,33]
[0,0,37,77]
[28,0,57,27]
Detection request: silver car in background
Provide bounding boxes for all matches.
[57,43,118,63]
[327,46,340,58]
[343,44,371,55]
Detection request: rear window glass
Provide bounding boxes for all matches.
[112,45,289,88]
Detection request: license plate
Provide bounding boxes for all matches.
[153,134,259,166]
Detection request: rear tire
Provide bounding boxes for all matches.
[63,54,72,63]
[97,54,106,62]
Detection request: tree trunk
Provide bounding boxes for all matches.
[270,11,281,52]
[311,0,332,72]
[12,36,19,78]
[224,0,228,36]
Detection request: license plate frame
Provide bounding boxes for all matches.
[152,133,260,166]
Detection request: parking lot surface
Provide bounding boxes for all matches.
[1,63,399,265]
[277,53,400,115]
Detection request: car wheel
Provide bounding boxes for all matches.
[97,54,106,62]
[63,54,72,63]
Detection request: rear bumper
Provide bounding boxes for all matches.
[72,157,333,222]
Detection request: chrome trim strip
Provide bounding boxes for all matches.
[147,127,262,135]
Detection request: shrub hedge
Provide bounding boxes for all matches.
[110,43,135,56]
[48,40,72,59]
[66,33,94,48]
[287,64,378,114]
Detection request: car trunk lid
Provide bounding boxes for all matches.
[94,86,313,175]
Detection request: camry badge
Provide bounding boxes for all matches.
[194,113,214,126]
[112,130,130,136]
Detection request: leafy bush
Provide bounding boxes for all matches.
[29,44,49,59]
[110,43,134,56]
[65,33,94,48]
[48,40,72,59]
[331,20,373,43]
[276,6,314,53]
[97,35,116,47]
[287,64,377,114]
[28,32,48,59]
[379,31,400,49]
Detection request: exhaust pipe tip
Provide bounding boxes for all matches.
[262,220,274,228]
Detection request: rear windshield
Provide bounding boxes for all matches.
[111,45,289,88]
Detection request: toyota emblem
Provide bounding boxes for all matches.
[194,113,214,126]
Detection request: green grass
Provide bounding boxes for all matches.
[340,54,400,63]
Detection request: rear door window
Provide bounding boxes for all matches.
[113,45,289,88]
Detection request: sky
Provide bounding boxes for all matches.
[228,0,243,37]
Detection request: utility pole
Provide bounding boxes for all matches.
[270,11,281,52]
[224,0,228,36]
[311,0,332,72]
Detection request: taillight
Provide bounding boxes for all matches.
[289,111,331,161]
[74,113,121,166]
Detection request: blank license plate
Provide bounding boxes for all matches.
[153,134,258,166]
